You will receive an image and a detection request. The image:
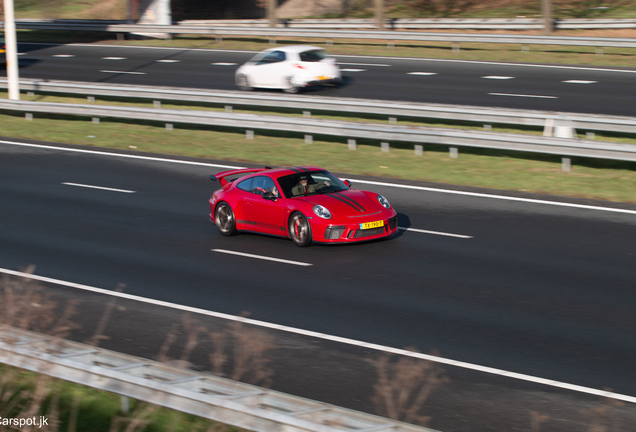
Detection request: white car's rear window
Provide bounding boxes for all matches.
[299,50,326,62]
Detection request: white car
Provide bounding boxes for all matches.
[235,45,341,94]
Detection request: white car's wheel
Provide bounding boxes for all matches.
[236,74,253,91]
[283,77,299,94]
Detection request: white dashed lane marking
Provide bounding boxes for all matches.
[340,69,366,72]
[53,54,75,58]
[212,62,238,66]
[399,227,473,239]
[99,70,146,75]
[482,76,515,79]
[562,80,597,84]
[62,183,136,193]
[157,59,181,63]
[211,249,313,266]
[337,63,391,67]
[407,72,438,76]
[101,57,126,60]
[489,93,558,99]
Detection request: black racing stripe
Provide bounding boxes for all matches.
[292,166,311,173]
[236,219,257,225]
[333,192,365,212]
[286,167,302,173]
[328,194,365,212]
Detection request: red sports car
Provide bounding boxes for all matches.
[209,166,398,246]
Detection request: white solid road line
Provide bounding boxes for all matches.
[562,80,597,84]
[99,70,146,75]
[2,140,636,215]
[211,249,313,266]
[489,92,558,99]
[1,266,635,405]
[62,182,136,194]
[399,227,472,239]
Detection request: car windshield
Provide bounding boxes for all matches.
[277,170,349,198]
[299,49,326,62]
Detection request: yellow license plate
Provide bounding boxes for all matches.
[317,76,330,80]
[360,220,384,230]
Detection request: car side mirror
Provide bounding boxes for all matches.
[262,192,277,201]
[344,179,352,188]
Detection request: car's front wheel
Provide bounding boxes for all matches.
[215,202,237,236]
[236,74,253,91]
[288,212,312,247]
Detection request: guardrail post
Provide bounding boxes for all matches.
[450,147,458,158]
[543,118,554,136]
[452,43,460,53]
[484,124,492,130]
[562,157,571,172]
[522,44,530,52]
[27,91,34,97]
[121,396,130,414]
[303,111,311,118]
[153,100,161,108]
[216,36,223,43]
[92,117,100,124]
[269,37,277,45]
[415,145,423,156]
[586,132,595,140]
[246,130,254,139]
[166,123,173,130]
[596,47,604,55]
[25,113,33,121]
[305,135,313,144]
[387,40,395,50]
[326,39,333,46]
[381,142,389,152]
[225,106,232,113]
[348,139,356,150]
[389,117,397,124]
[88,96,95,103]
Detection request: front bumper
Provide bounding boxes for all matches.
[314,215,398,243]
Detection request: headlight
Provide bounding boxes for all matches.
[377,195,391,209]
[313,205,332,219]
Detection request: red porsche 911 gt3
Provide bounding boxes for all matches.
[209,166,398,247]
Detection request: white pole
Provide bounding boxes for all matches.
[4,0,20,100]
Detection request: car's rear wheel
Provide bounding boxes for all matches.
[288,212,312,247]
[283,77,299,94]
[236,74,252,91]
[215,202,237,236]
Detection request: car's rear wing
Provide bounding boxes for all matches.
[210,167,272,186]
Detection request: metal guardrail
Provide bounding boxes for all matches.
[0,98,635,162]
[14,17,636,30]
[2,79,636,135]
[0,327,437,432]
[3,21,636,48]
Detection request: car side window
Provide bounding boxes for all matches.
[236,177,253,192]
[256,51,286,65]
[250,176,279,197]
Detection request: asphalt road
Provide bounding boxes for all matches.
[1,138,635,431]
[3,43,636,116]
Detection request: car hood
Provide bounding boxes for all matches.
[301,190,384,216]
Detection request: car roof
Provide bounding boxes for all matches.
[257,166,325,179]
[263,45,323,54]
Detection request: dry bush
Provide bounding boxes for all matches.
[109,402,158,432]
[0,265,80,341]
[530,411,550,432]
[407,0,477,17]
[367,348,449,426]
[156,313,277,387]
[583,395,625,432]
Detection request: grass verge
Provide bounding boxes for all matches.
[1,100,634,203]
